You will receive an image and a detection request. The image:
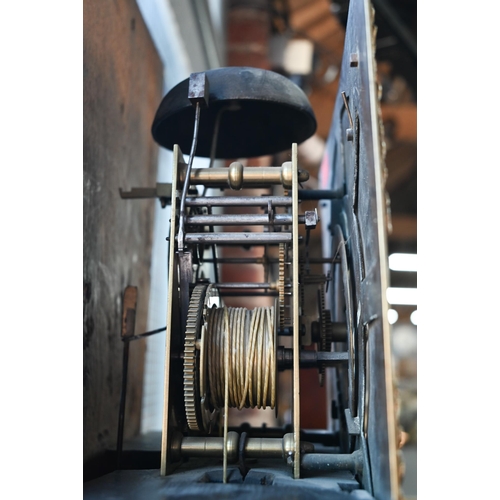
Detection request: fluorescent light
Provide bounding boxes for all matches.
[410,310,417,325]
[283,39,314,75]
[389,253,417,272]
[387,287,417,305]
[388,309,399,324]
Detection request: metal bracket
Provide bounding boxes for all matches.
[188,71,210,108]
[304,209,319,229]
[345,408,361,435]
[119,182,172,208]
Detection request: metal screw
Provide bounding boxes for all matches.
[304,209,318,229]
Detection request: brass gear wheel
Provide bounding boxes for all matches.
[319,284,327,352]
[183,284,208,432]
[318,283,333,387]
[278,243,286,330]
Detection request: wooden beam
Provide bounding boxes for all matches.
[389,215,417,242]
[385,143,417,193]
[289,0,332,32]
[83,0,161,472]
[381,103,417,142]
[308,79,339,139]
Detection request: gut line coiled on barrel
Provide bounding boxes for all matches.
[206,306,276,411]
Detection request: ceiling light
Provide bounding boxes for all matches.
[283,39,314,75]
[388,253,417,272]
[410,310,417,326]
[387,287,417,305]
[388,309,399,324]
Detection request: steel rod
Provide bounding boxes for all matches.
[179,435,283,461]
[301,450,363,473]
[116,341,129,470]
[178,102,201,251]
[186,213,303,226]
[213,282,290,289]
[203,257,275,264]
[201,257,339,264]
[298,189,341,200]
[228,426,340,447]
[185,196,292,207]
[207,206,220,284]
[117,286,137,470]
[172,433,304,462]
[171,348,349,370]
[218,291,278,297]
[179,163,309,189]
[215,282,274,289]
[277,349,349,371]
[122,326,166,342]
[184,232,292,245]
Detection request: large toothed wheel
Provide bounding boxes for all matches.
[183,284,208,432]
[318,284,333,387]
[278,243,286,330]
